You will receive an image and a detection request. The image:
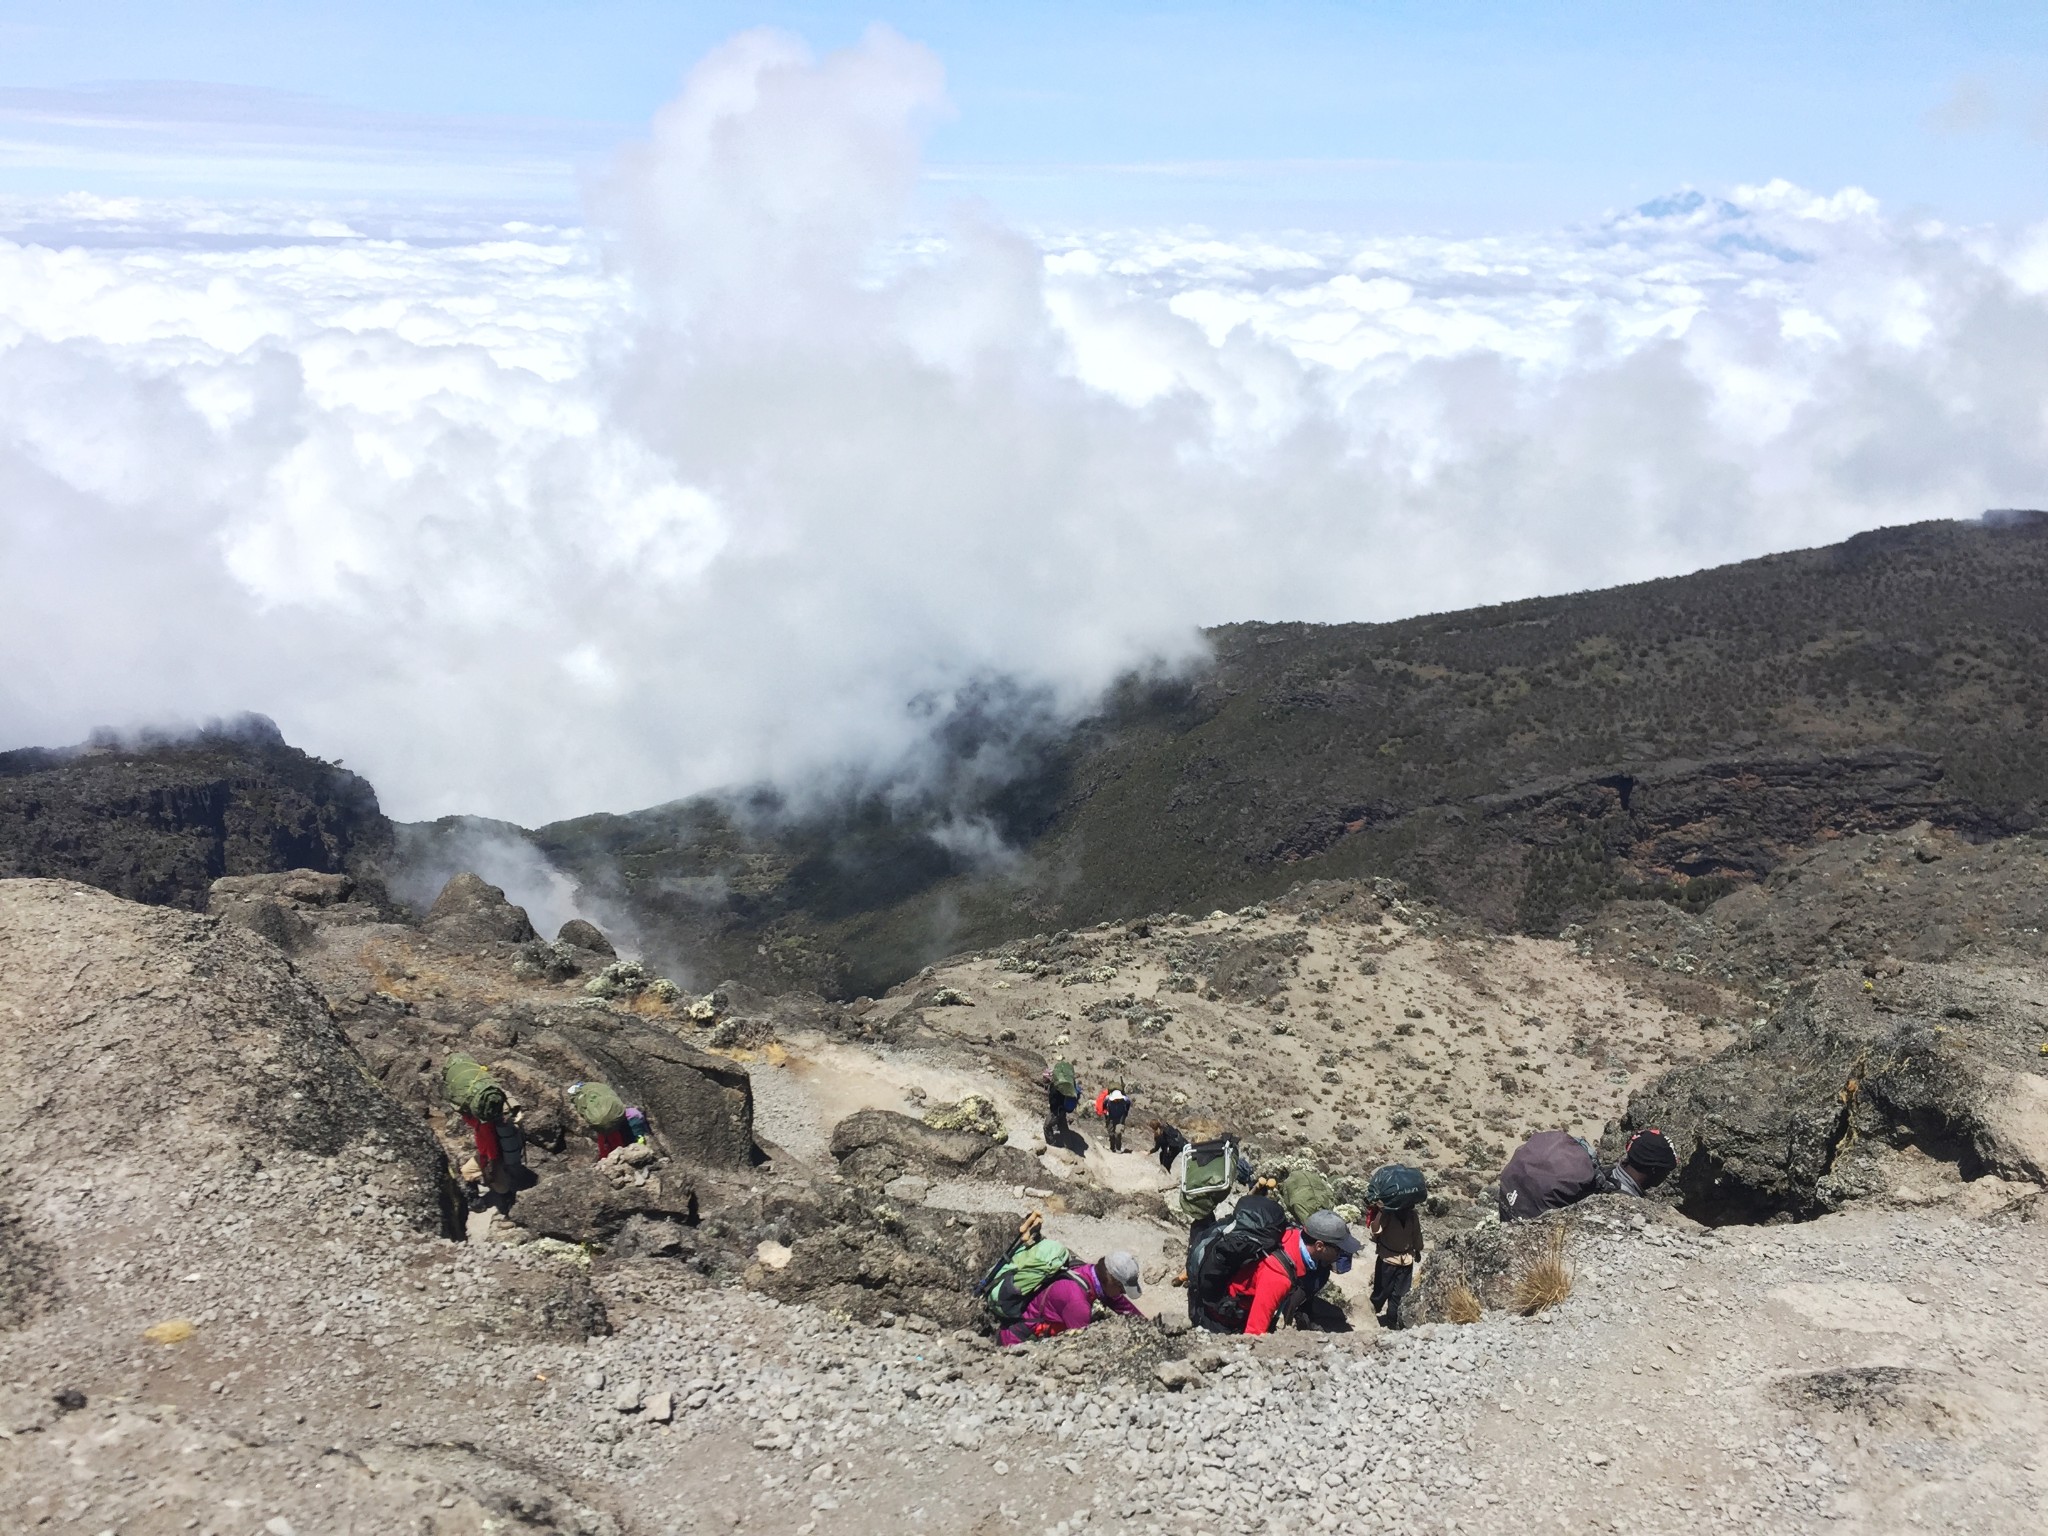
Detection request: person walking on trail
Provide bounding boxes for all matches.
[1230,1210,1361,1335]
[1598,1128,1677,1198]
[1042,1058,1081,1146]
[998,1251,1146,1346]
[567,1080,634,1160]
[443,1052,519,1198]
[1368,1201,1423,1330]
[1095,1084,1133,1152]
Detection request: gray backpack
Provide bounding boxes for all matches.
[1498,1131,1599,1221]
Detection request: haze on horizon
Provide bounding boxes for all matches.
[1,4,2046,825]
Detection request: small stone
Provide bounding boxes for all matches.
[1154,1360,1203,1392]
[644,1391,674,1423]
[612,1381,644,1413]
[583,1369,607,1391]
[883,1175,930,1205]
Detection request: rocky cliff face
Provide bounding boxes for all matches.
[0,714,393,911]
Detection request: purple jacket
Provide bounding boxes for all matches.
[997,1262,1143,1346]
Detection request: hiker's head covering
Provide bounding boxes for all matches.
[1302,1209,1362,1256]
[1623,1128,1677,1172]
[1101,1251,1143,1296]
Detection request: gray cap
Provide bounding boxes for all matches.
[1302,1210,1362,1255]
[1100,1251,1143,1295]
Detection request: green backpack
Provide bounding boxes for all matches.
[1279,1165,1338,1227]
[1050,1059,1078,1097]
[443,1053,506,1122]
[567,1080,627,1133]
[1174,1136,1238,1222]
[977,1238,1075,1326]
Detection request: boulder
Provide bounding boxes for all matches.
[463,1251,610,1341]
[756,1198,1019,1326]
[1626,963,2048,1224]
[829,1109,997,1180]
[505,1164,699,1248]
[211,870,355,907]
[1410,1197,1665,1323]
[423,872,538,946]
[206,868,372,951]
[558,918,615,956]
[523,1019,755,1168]
[215,895,314,952]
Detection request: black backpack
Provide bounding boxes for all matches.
[1187,1194,1288,1331]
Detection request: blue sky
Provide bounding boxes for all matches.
[2,1,2045,228]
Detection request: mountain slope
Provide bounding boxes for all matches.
[538,513,2048,996]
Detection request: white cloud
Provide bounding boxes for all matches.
[3,30,2048,828]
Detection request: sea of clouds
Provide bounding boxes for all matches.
[3,26,2046,827]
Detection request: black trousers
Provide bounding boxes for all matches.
[1371,1258,1413,1329]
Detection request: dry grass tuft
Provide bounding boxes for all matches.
[1445,1282,1483,1324]
[1513,1225,1574,1315]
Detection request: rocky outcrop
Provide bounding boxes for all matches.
[755,1187,1021,1326]
[558,918,615,956]
[0,715,393,912]
[422,871,539,946]
[206,868,383,952]
[503,1163,699,1249]
[830,1109,995,1172]
[533,1023,754,1168]
[1625,962,2048,1224]
[0,879,459,1335]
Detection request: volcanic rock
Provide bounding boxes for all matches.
[1625,962,2048,1224]
[558,918,615,956]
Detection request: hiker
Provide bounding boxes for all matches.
[997,1251,1146,1346]
[1042,1057,1081,1145]
[566,1079,634,1159]
[1363,1163,1428,1331]
[1150,1121,1187,1172]
[443,1052,518,1198]
[1500,1127,1676,1219]
[1095,1084,1133,1152]
[1217,1207,1360,1334]
[1598,1128,1677,1198]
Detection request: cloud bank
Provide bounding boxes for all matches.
[3,27,2047,826]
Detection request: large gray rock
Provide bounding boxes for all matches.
[1626,962,2048,1223]
[423,871,538,946]
[207,868,370,951]
[756,1192,1020,1326]
[829,1109,997,1179]
[557,918,615,956]
[0,879,460,1337]
[524,1020,755,1169]
[506,1164,698,1248]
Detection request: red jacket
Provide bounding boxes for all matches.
[1227,1228,1314,1335]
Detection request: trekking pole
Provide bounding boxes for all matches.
[972,1210,1046,1300]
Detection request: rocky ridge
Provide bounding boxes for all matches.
[7,817,2048,1533]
